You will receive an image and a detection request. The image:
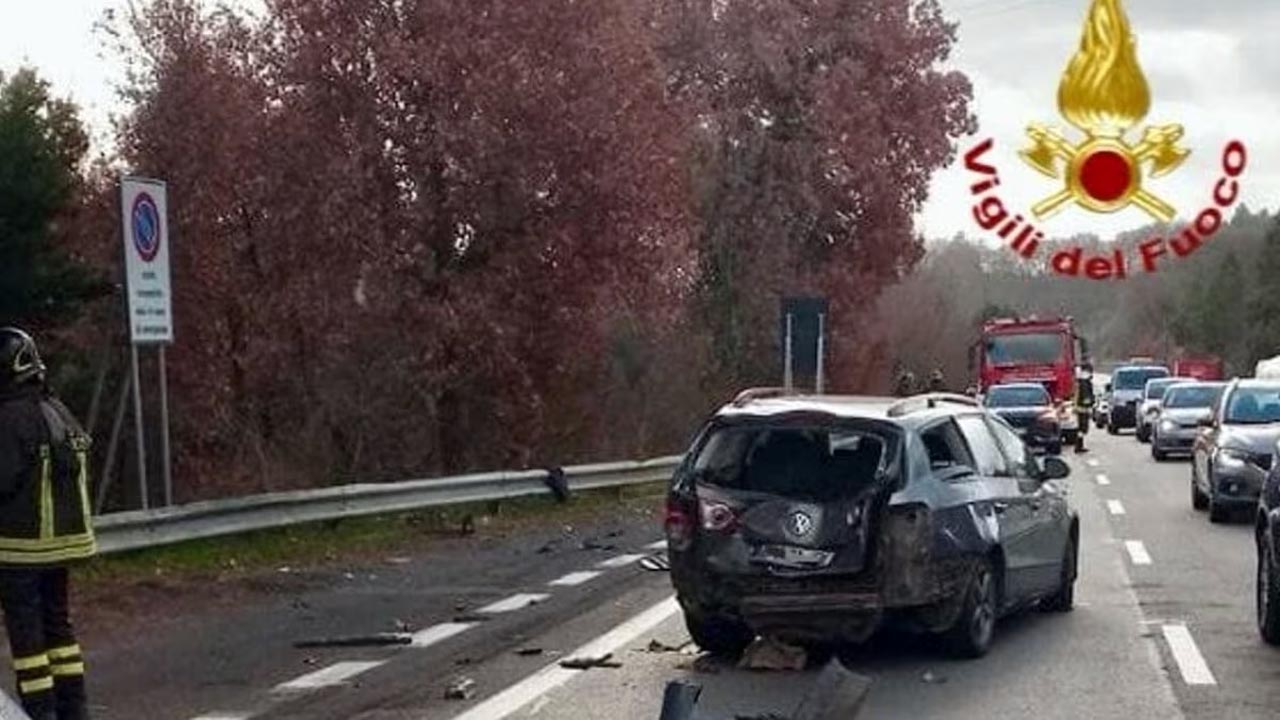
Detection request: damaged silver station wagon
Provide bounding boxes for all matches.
[665,389,1079,659]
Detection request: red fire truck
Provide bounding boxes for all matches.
[972,316,1090,445]
[1172,356,1224,381]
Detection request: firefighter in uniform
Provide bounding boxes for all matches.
[0,328,95,719]
[1073,363,1096,453]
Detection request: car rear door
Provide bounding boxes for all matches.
[953,414,1039,605]
[986,414,1068,595]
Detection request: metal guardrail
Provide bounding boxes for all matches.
[93,455,683,554]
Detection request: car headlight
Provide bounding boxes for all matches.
[1217,447,1250,467]
[1159,419,1177,432]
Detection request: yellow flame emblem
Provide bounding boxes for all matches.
[1020,0,1189,222]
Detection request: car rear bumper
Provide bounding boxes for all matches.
[1152,429,1196,453]
[1110,405,1137,427]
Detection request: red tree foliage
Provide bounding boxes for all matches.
[77,0,971,500]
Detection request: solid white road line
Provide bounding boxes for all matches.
[411,622,475,648]
[1087,458,1100,467]
[274,661,385,692]
[478,593,550,614]
[596,554,644,569]
[549,571,603,587]
[1162,624,1218,685]
[451,596,680,720]
[1096,473,1111,486]
[190,715,251,720]
[1125,540,1152,566]
[645,539,668,551]
[1107,499,1126,515]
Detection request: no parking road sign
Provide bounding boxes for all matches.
[121,177,173,344]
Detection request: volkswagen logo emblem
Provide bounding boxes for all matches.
[788,511,814,538]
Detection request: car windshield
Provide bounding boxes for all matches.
[984,386,1050,407]
[1164,385,1223,408]
[984,333,1062,365]
[1224,387,1280,424]
[1115,368,1168,390]
[691,424,893,502]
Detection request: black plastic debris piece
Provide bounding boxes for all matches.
[659,680,702,720]
[516,647,544,656]
[559,652,622,670]
[453,613,494,623]
[544,467,571,503]
[293,633,412,649]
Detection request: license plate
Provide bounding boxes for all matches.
[751,544,834,568]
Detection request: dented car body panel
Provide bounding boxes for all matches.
[667,394,1078,646]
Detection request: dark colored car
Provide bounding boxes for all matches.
[1151,382,1225,461]
[1107,365,1170,433]
[665,389,1078,660]
[1254,438,1280,644]
[1192,380,1280,523]
[982,383,1062,454]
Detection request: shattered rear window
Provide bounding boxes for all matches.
[691,424,892,501]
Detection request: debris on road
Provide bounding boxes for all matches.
[579,538,618,552]
[445,677,477,700]
[559,652,623,670]
[392,618,415,633]
[453,613,493,623]
[920,670,947,684]
[293,633,412,649]
[738,636,807,672]
[643,639,688,653]
[516,647,544,656]
[675,655,721,674]
[640,554,670,571]
[792,660,873,719]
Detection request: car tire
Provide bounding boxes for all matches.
[1152,445,1166,462]
[1259,532,1280,645]
[1048,442,1063,456]
[1136,425,1150,443]
[1040,537,1076,613]
[1191,467,1209,510]
[1209,494,1229,524]
[684,611,754,659]
[1107,421,1118,436]
[944,558,998,659]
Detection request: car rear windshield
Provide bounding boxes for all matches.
[690,423,894,502]
[984,386,1050,407]
[1224,387,1280,424]
[1164,385,1222,408]
[1115,368,1168,390]
[984,333,1062,365]
[1145,379,1186,399]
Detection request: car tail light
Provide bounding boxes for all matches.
[664,498,695,551]
[698,498,739,533]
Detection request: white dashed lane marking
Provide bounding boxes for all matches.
[645,539,668,551]
[274,661,385,692]
[411,622,475,648]
[549,571,602,587]
[1125,540,1152,565]
[1096,473,1111,486]
[1107,499,1126,515]
[596,554,644,569]
[1087,458,1100,467]
[1162,624,1217,685]
[190,715,251,720]
[478,593,551,614]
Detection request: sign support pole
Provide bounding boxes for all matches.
[159,346,172,506]
[784,313,794,392]
[816,313,826,395]
[129,344,149,510]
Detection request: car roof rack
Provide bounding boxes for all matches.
[885,392,981,418]
[730,387,793,407]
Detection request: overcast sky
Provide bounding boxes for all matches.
[2,0,1276,241]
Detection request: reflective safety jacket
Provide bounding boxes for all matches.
[1074,378,1095,410]
[0,387,96,565]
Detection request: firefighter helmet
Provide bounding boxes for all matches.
[0,328,46,390]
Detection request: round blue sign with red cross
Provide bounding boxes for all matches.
[131,192,162,262]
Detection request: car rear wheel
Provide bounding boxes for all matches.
[1040,537,1076,613]
[944,558,997,658]
[1152,445,1166,462]
[1107,421,1118,436]
[684,611,754,659]
[1209,494,1230,523]
[1258,532,1280,645]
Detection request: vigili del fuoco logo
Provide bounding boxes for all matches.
[962,0,1248,280]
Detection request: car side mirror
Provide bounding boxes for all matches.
[1039,456,1070,480]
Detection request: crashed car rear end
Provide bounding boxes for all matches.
[666,411,910,649]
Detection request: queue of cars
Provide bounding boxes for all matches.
[666,388,1078,660]
[1101,363,1280,645]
